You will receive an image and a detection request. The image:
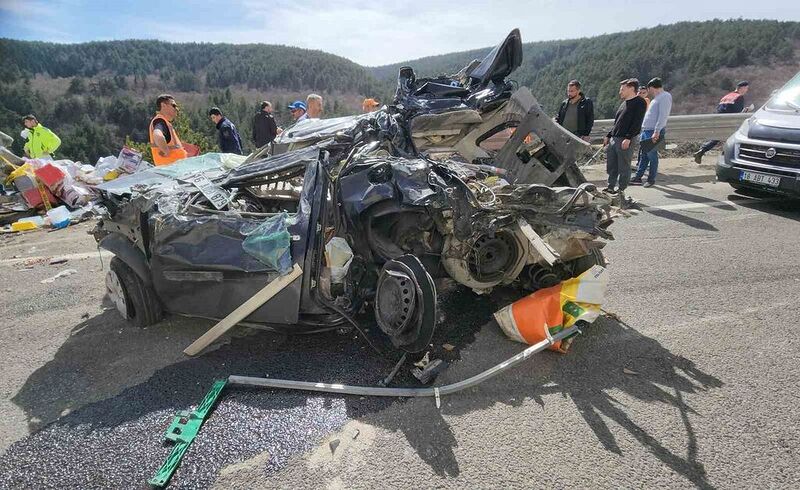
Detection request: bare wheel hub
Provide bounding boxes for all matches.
[374,255,437,353]
[467,232,519,282]
[105,269,129,319]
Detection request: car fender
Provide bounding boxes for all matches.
[98,233,152,286]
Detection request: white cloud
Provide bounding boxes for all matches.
[0,0,80,42]
[4,0,800,66]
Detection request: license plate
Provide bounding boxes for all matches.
[739,171,781,187]
[182,173,231,210]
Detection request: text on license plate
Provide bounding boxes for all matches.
[739,171,781,187]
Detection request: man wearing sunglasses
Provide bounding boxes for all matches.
[149,94,188,165]
[287,100,308,123]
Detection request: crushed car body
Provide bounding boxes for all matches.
[93,28,621,352]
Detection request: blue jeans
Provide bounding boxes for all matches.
[635,129,665,184]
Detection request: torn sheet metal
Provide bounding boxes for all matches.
[96,153,241,196]
[275,115,366,145]
[93,28,626,347]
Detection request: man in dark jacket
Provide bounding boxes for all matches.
[555,80,594,141]
[208,107,243,155]
[603,78,647,204]
[694,81,752,163]
[252,101,279,148]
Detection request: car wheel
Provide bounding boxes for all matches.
[107,257,163,328]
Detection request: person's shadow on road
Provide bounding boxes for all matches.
[369,311,722,488]
[6,286,722,489]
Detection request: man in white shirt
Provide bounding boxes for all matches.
[630,77,673,188]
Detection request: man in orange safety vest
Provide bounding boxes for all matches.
[149,94,189,166]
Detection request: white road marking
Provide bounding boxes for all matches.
[0,250,113,267]
[644,198,775,212]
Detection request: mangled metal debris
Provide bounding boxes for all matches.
[93,28,622,353]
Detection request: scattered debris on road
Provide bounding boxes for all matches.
[411,358,447,384]
[40,268,77,284]
[494,265,607,351]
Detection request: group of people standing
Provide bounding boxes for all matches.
[13,78,751,176]
[555,77,751,205]
[555,77,671,202]
[148,92,330,165]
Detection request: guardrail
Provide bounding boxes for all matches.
[588,113,750,142]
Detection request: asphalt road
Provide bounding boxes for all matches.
[1,158,798,488]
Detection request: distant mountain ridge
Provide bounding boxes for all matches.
[371,20,800,116]
[1,19,798,163]
[0,39,379,95]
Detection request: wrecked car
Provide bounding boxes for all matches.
[93,29,619,353]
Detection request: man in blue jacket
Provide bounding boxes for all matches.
[208,107,243,155]
[555,80,594,141]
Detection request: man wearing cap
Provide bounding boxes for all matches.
[362,98,380,113]
[208,107,243,155]
[694,81,751,164]
[20,115,61,159]
[631,77,673,187]
[253,101,278,148]
[555,80,594,141]
[288,101,308,122]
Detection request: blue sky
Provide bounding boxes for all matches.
[1,0,799,66]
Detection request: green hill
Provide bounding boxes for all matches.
[0,39,388,163]
[372,20,800,117]
[1,19,798,164]
[0,39,379,94]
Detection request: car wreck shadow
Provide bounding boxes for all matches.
[375,314,723,487]
[649,171,716,189]
[10,308,220,433]
[728,194,800,221]
[642,207,719,231]
[3,285,497,487]
[654,183,738,209]
[5,287,721,488]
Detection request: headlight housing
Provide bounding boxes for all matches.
[736,118,751,137]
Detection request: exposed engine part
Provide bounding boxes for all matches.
[441,228,527,291]
[374,255,437,352]
[521,247,607,291]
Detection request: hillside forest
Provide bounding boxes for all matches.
[1,19,798,164]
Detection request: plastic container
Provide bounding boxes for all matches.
[103,169,120,181]
[325,237,354,283]
[46,206,72,229]
[117,147,143,173]
[12,221,38,231]
[17,216,45,227]
[34,163,66,190]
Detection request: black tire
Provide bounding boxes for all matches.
[109,257,163,328]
